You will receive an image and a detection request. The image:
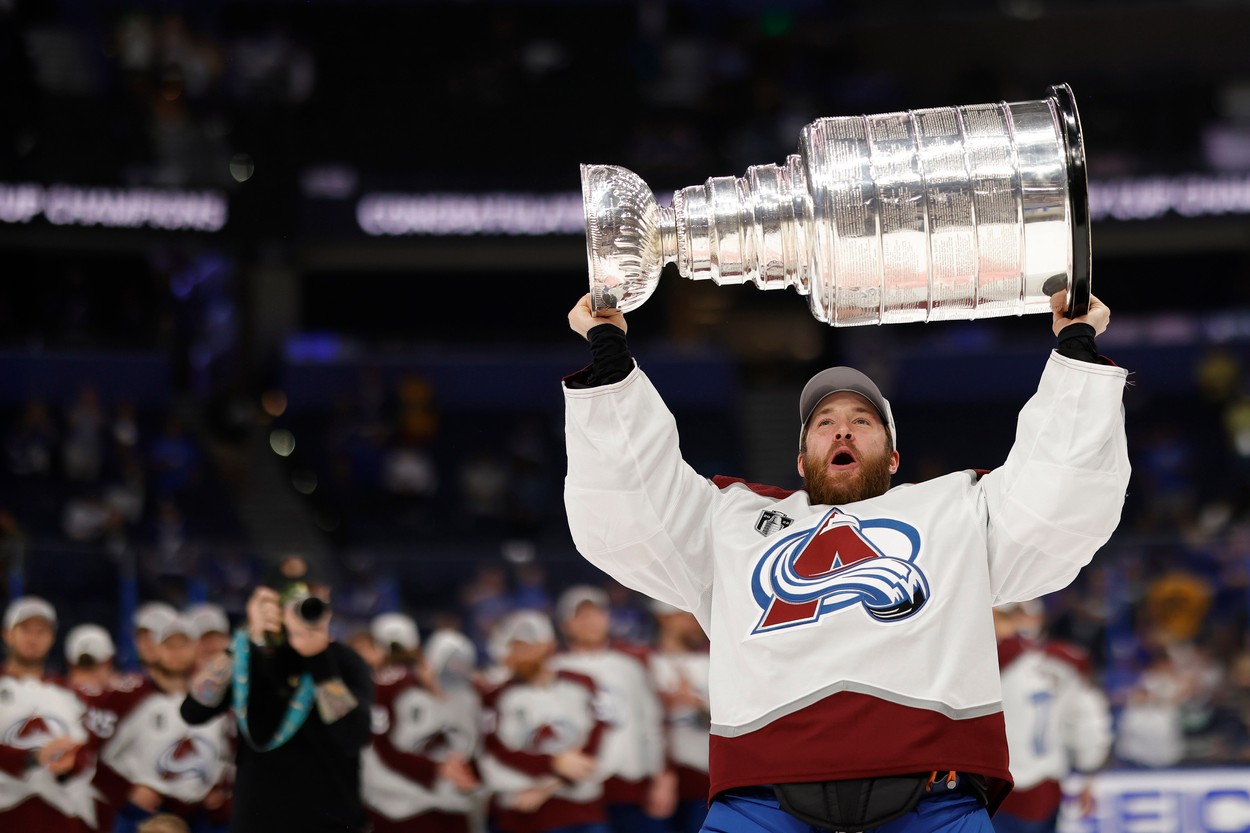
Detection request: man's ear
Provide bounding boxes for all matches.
[889,450,900,475]
[796,452,806,480]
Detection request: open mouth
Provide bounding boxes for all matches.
[830,448,857,469]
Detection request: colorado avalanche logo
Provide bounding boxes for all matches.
[525,720,579,755]
[2,714,71,749]
[751,508,929,633]
[157,735,216,783]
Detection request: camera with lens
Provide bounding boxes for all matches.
[264,581,331,647]
[282,582,331,625]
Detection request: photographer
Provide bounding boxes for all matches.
[180,571,374,833]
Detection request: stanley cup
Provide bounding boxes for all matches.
[581,84,1091,326]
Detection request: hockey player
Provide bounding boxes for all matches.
[478,610,609,833]
[649,601,711,833]
[993,601,1112,833]
[563,289,1129,833]
[550,585,671,833]
[0,596,99,831]
[424,629,487,832]
[362,613,480,833]
[98,613,232,833]
[65,623,118,694]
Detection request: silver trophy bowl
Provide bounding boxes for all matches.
[581,84,1090,325]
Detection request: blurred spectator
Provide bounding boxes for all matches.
[1114,649,1190,768]
[362,613,480,833]
[64,623,117,693]
[185,602,231,669]
[552,586,670,833]
[1141,570,1212,644]
[62,386,105,482]
[992,601,1112,833]
[112,401,141,451]
[6,401,57,477]
[61,488,124,546]
[0,596,97,832]
[649,601,710,833]
[132,601,178,674]
[98,614,232,833]
[477,610,607,833]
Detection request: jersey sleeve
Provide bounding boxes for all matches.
[978,352,1131,603]
[563,364,722,619]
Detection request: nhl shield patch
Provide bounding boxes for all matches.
[755,509,794,537]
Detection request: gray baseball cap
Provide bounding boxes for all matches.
[799,367,896,450]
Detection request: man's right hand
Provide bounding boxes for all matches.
[246,586,282,645]
[551,748,596,782]
[568,293,626,340]
[36,736,79,775]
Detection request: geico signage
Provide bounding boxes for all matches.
[1060,770,1250,833]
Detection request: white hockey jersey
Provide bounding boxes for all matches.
[98,678,230,805]
[362,665,481,820]
[998,638,1111,792]
[0,672,98,827]
[649,651,711,776]
[550,647,665,800]
[478,670,605,807]
[563,352,1130,806]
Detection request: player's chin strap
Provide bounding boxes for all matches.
[231,628,316,752]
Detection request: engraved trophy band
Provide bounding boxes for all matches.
[581,83,1090,326]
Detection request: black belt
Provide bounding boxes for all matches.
[724,772,988,832]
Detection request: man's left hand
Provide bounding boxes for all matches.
[1052,291,1110,336]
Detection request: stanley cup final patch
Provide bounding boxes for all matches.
[755,509,794,537]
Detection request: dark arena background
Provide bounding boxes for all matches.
[2,1,1250,831]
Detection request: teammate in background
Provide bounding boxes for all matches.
[0,597,99,831]
[362,613,480,833]
[185,603,232,669]
[478,610,608,833]
[133,602,179,675]
[424,629,488,833]
[551,586,672,833]
[563,289,1129,833]
[993,601,1112,833]
[98,614,232,833]
[649,601,711,833]
[65,623,118,694]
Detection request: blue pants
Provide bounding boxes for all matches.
[990,812,1057,833]
[701,788,993,833]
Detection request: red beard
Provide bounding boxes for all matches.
[802,444,894,505]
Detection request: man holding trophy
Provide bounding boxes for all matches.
[563,85,1131,833]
